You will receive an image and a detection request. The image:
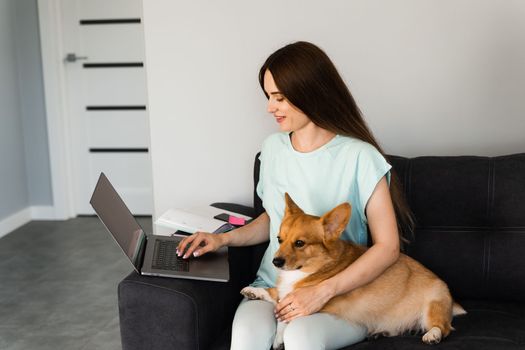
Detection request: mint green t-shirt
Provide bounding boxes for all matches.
[251,132,392,288]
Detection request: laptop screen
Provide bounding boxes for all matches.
[90,173,146,271]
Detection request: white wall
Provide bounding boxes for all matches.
[0,0,53,237]
[0,0,29,222]
[142,0,525,221]
[15,0,53,207]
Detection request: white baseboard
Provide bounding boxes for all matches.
[31,205,59,220]
[0,208,32,239]
[0,205,60,239]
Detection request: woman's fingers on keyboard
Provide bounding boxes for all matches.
[176,235,195,257]
[183,232,206,258]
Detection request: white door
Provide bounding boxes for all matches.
[60,0,152,215]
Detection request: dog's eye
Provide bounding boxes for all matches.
[277,236,283,244]
[294,240,305,248]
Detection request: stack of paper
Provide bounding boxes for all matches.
[155,208,231,234]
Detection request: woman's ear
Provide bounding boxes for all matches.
[321,203,351,241]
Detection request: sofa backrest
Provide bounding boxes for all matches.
[253,152,525,302]
[389,154,525,302]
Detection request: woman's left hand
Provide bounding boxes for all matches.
[274,283,333,323]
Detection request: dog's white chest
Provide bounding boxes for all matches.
[277,270,309,299]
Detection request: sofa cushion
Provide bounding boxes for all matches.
[210,300,525,350]
[389,154,525,228]
[347,299,525,349]
[388,154,525,302]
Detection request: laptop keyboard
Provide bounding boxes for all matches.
[152,240,190,272]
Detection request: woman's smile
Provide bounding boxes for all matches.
[275,115,286,124]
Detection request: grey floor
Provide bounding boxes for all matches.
[0,216,151,350]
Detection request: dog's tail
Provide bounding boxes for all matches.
[452,302,467,316]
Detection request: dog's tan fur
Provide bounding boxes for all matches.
[242,193,465,346]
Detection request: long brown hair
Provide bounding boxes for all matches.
[259,41,414,246]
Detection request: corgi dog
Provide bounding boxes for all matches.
[241,193,466,349]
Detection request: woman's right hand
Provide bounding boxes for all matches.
[176,231,227,259]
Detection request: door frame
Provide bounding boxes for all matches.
[38,0,76,219]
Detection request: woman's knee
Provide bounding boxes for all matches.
[283,318,324,349]
[232,316,275,342]
[231,299,276,350]
[283,314,367,350]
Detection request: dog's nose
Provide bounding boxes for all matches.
[272,257,285,268]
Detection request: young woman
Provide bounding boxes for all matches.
[177,41,413,350]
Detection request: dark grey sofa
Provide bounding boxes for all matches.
[118,153,525,350]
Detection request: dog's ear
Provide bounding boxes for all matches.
[284,193,304,217]
[321,203,351,241]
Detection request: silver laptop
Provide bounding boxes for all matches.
[90,172,229,282]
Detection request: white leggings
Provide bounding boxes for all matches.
[230,298,367,350]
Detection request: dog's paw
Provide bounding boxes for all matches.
[367,331,391,340]
[240,286,272,302]
[240,286,261,300]
[272,321,286,350]
[422,327,442,344]
[272,344,284,350]
[272,331,284,349]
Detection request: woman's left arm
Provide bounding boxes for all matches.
[276,176,400,322]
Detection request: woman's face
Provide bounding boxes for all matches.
[263,70,312,133]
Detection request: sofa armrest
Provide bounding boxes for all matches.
[119,271,241,350]
[118,203,266,350]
